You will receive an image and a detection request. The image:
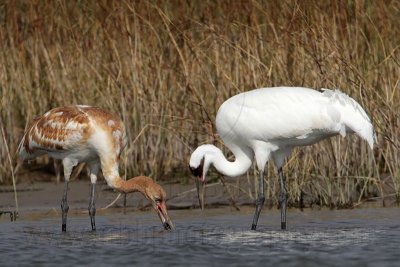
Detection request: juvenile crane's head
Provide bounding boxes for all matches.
[118,176,173,230]
[142,177,174,230]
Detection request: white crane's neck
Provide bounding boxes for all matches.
[191,144,253,178]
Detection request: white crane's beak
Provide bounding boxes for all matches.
[195,178,206,210]
[190,163,206,210]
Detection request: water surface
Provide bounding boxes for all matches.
[0,207,399,266]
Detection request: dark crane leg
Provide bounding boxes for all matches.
[251,170,265,230]
[278,167,287,230]
[89,183,96,231]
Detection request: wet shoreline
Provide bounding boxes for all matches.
[0,179,395,222]
[1,179,399,266]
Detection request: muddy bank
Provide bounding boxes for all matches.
[0,178,395,223]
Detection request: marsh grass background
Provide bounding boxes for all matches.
[0,0,398,208]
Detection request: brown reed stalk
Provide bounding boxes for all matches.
[0,1,398,208]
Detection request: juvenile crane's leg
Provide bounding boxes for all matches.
[89,182,96,231]
[61,158,77,232]
[61,180,69,232]
[278,167,287,230]
[88,164,99,231]
[251,170,265,230]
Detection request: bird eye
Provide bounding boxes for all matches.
[154,197,161,203]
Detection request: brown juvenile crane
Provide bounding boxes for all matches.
[18,105,173,231]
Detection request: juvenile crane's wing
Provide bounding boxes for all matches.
[18,106,90,160]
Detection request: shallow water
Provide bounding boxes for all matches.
[1,207,399,266]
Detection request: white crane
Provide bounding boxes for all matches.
[18,105,173,231]
[189,87,374,230]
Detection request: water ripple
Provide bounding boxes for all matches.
[1,208,399,266]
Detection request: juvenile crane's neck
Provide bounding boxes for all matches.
[113,177,147,194]
[100,159,148,194]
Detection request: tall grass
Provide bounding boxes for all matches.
[0,1,398,207]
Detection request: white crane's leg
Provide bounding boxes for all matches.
[273,149,290,230]
[61,158,78,232]
[88,164,99,231]
[251,169,265,230]
[278,167,287,230]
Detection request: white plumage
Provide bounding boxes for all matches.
[189,87,374,230]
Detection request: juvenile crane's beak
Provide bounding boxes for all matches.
[154,200,174,230]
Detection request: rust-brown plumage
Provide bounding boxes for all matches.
[18,105,173,231]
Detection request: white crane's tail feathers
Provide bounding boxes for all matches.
[363,125,375,149]
[322,88,375,149]
[322,89,371,122]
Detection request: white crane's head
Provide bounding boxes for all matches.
[189,144,219,182]
[189,144,222,209]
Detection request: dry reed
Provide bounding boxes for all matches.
[0,1,398,208]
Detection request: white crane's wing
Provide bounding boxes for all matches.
[216,87,336,143]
